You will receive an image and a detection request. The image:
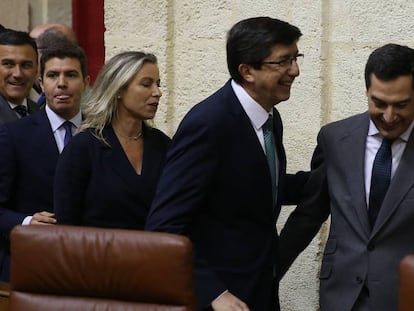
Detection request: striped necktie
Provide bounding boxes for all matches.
[14,105,27,118]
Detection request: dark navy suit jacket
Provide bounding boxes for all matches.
[0,109,58,281]
[0,95,39,126]
[146,80,307,311]
[54,125,171,230]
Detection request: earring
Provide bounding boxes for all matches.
[117,95,121,99]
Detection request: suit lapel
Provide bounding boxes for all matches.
[224,81,275,212]
[340,113,371,237]
[372,129,414,235]
[0,97,40,125]
[272,108,287,214]
[103,126,140,188]
[31,109,60,160]
[0,96,18,124]
[27,98,40,114]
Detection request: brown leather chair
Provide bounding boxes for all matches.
[0,281,9,311]
[9,225,195,311]
[399,255,414,311]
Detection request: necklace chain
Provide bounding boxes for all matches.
[117,131,143,141]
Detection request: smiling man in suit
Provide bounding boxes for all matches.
[0,42,89,281]
[146,17,308,311]
[279,43,414,311]
[0,29,39,125]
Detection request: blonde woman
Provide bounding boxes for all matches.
[54,51,170,229]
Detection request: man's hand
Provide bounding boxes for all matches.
[30,211,56,225]
[211,291,250,311]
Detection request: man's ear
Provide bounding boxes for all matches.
[84,75,91,90]
[238,63,255,83]
[38,76,44,92]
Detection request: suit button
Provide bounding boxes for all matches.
[356,276,363,284]
[367,243,375,251]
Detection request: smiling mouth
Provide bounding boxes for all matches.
[8,81,26,87]
[380,121,399,131]
[279,80,294,87]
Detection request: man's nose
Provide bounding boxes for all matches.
[57,75,67,87]
[12,65,23,77]
[383,106,397,123]
[288,60,300,76]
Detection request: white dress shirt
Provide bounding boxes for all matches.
[364,119,414,206]
[231,79,271,152]
[45,104,82,154]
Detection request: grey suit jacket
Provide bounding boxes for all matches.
[0,95,39,125]
[279,112,414,311]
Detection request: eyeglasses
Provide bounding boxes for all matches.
[261,53,304,68]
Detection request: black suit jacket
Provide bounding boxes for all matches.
[0,109,58,281]
[0,95,39,125]
[146,80,306,311]
[54,125,170,229]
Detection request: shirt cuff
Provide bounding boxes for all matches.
[212,290,229,304]
[22,216,32,225]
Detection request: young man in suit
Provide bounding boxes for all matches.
[279,43,414,311]
[29,23,78,107]
[0,29,39,125]
[146,17,307,311]
[0,43,89,281]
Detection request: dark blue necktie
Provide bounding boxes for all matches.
[14,105,27,118]
[263,115,277,206]
[62,121,73,146]
[368,138,393,228]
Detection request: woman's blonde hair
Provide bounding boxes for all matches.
[80,51,157,142]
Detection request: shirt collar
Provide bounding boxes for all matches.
[231,79,271,129]
[368,118,414,142]
[45,104,82,132]
[8,98,28,110]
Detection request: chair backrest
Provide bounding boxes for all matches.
[9,225,195,311]
[0,281,9,311]
[399,255,414,311]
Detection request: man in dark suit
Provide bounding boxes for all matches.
[0,29,39,125]
[279,43,414,311]
[146,17,307,311]
[29,23,79,108]
[0,43,89,281]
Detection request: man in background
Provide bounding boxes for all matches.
[0,42,89,281]
[29,23,78,107]
[30,23,77,45]
[0,29,39,125]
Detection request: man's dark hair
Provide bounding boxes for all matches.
[0,24,7,33]
[0,29,37,58]
[365,43,414,89]
[40,42,88,79]
[226,16,302,83]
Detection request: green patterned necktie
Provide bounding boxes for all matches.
[263,115,277,205]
